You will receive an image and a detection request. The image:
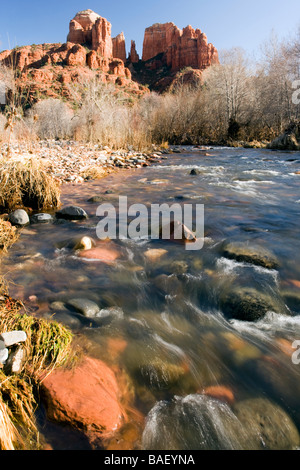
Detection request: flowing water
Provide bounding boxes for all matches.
[2,146,300,450]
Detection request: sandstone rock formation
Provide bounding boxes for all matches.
[129,40,139,63]
[112,32,127,62]
[142,22,219,72]
[67,9,100,46]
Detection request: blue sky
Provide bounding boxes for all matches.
[0,0,299,59]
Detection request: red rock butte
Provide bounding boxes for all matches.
[142,22,219,71]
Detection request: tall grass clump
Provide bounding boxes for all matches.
[0,156,61,213]
[0,278,74,449]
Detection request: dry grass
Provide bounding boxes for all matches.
[0,219,19,253]
[0,279,74,449]
[0,156,61,213]
[80,165,108,180]
[0,397,16,450]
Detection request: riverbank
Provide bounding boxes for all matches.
[0,140,172,186]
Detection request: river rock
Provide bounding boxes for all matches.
[142,394,247,450]
[190,169,201,175]
[203,386,235,405]
[79,246,120,263]
[232,398,300,450]
[0,331,27,347]
[66,298,100,318]
[41,356,126,447]
[220,287,284,322]
[9,209,30,227]
[56,206,88,220]
[221,242,279,270]
[87,196,105,203]
[136,358,187,391]
[144,249,168,262]
[31,213,54,224]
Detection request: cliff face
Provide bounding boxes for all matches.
[112,33,127,63]
[142,22,219,71]
[67,10,113,58]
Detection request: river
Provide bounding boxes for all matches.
[2,146,300,449]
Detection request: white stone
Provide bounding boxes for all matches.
[0,331,27,347]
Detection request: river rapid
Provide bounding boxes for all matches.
[2,146,300,450]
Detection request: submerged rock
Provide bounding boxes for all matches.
[79,246,120,263]
[41,356,126,447]
[9,209,30,227]
[31,213,54,224]
[137,358,187,391]
[144,249,168,263]
[142,394,246,450]
[232,398,300,450]
[221,241,279,270]
[282,290,300,313]
[220,287,284,322]
[66,298,101,318]
[142,394,299,450]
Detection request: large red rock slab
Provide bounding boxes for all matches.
[41,356,126,446]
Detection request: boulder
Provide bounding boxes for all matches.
[56,206,88,220]
[142,394,246,450]
[9,209,30,227]
[41,356,126,446]
[268,122,300,150]
[221,241,279,270]
[220,287,285,322]
[232,398,300,450]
